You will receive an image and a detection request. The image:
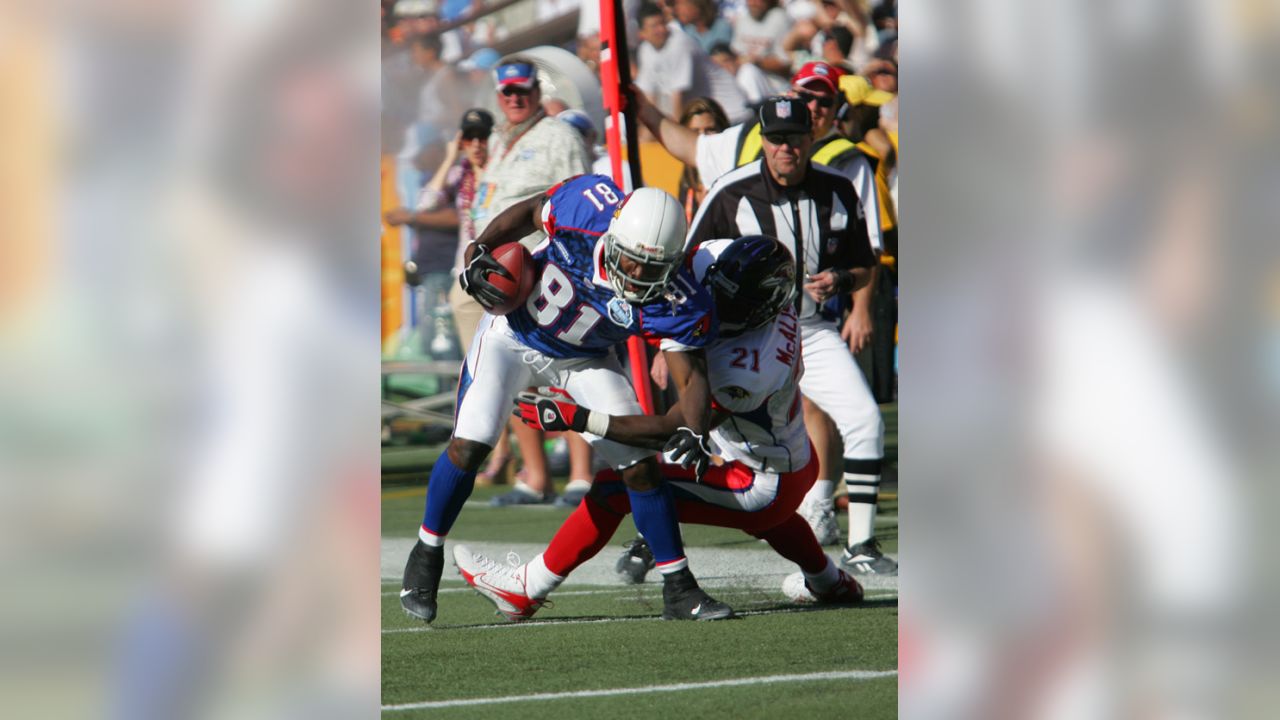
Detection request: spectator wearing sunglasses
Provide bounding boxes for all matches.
[791,62,881,253]
[471,58,591,245]
[470,57,593,505]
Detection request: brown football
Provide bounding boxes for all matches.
[485,244,537,315]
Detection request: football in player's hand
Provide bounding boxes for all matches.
[485,244,537,315]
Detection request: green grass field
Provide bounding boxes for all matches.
[381,406,898,718]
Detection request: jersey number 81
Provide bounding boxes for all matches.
[526,264,603,345]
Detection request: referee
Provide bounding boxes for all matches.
[687,96,897,576]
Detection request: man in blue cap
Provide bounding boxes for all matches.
[465,56,594,508]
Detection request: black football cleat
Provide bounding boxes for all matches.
[839,537,898,576]
[400,540,445,622]
[660,568,734,621]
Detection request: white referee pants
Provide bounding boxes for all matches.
[797,319,884,461]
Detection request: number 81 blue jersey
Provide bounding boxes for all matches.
[505,175,717,359]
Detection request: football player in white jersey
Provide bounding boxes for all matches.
[452,235,864,621]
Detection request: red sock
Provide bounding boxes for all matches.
[756,514,828,574]
[543,495,626,577]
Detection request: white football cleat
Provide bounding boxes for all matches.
[452,544,547,622]
[799,499,841,546]
[782,569,864,605]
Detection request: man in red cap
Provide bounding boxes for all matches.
[781,64,888,559]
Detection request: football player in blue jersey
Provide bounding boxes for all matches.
[400,174,734,622]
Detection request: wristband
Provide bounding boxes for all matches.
[834,269,856,294]
[584,410,610,437]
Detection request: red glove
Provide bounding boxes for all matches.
[512,387,588,433]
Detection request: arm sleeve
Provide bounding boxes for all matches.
[694,125,742,191]
[540,174,611,235]
[659,337,698,352]
[849,157,884,253]
[651,308,715,350]
[414,186,447,212]
[838,184,876,269]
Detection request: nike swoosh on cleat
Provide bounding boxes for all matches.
[399,589,412,597]
[473,574,536,611]
[691,603,702,616]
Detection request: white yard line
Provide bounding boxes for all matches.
[382,669,898,711]
[382,586,655,598]
[382,598,897,633]
[381,540,899,592]
[382,585,899,600]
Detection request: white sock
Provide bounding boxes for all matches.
[419,526,445,547]
[656,557,689,575]
[564,478,592,493]
[803,557,841,592]
[844,472,880,546]
[513,480,542,497]
[803,479,835,507]
[523,553,564,599]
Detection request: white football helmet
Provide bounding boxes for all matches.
[602,187,687,304]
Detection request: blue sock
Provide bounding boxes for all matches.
[627,483,686,571]
[420,451,476,539]
[110,594,200,720]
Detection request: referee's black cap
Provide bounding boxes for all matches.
[758,96,813,136]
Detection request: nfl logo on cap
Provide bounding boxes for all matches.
[776,100,791,119]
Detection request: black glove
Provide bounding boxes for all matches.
[459,244,514,309]
[664,427,712,480]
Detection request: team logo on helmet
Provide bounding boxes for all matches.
[606,296,634,327]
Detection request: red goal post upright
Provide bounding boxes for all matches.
[599,0,657,415]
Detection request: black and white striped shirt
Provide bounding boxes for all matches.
[687,159,875,321]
